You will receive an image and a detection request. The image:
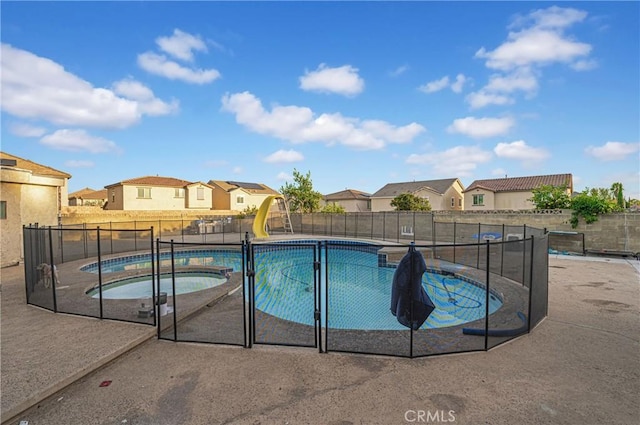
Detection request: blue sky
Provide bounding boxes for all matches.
[2,1,639,199]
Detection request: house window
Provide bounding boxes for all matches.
[111,190,115,203]
[197,187,205,200]
[0,201,6,219]
[175,188,185,198]
[472,194,484,206]
[451,197,455,207]
[458,198,462,207]
[236,196,244,204]
[137,187,151,199]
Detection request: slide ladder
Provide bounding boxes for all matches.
[277,197,294,234]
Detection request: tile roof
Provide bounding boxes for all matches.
[208,180,280,195]
[324,189,371,201]
[69,188,107,199]
[463,174,573,193]
[106,176,193,188]
[1,151,71,178]
[371,178,460,197]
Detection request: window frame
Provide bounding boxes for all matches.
[0,201,6,219]
[137,187,152,199]
[174,188,185,198]
[197,187,205,201]
[472,194,484,206]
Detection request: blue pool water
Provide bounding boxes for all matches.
[82,241,502,330]
[253,245,502,330]
[86,272,227,299]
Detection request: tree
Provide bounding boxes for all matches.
[529,184,571,209]
[570,188,614,228]
[279,169,323,213]
[320,202,346,214]
[610,182,625,210]
[390,193,432,211]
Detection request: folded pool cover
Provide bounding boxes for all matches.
[390,246,435,330]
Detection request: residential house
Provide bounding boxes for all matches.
[104,176,215,210]
[463,174,573,210]
[68,187,108,207]
[370,178,465,212]
[322,189,371,212]
[208,180,280,211]
[1,152,71,266]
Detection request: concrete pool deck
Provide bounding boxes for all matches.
[1,254,639,424]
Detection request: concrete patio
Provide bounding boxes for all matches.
[1,255,638,425]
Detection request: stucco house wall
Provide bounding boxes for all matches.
[464,188,496,210]
[186,183,214,209]
[1,156,70,267]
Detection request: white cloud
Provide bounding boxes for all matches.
[418,76,449,94]
[221,91,425,150]
[466,91,514,109]
[470,6,593,109]
[585,141,640,161]
[64,160,95,168]
[450,74,468,93]
[492,168,508,176]
[264,149,304,163]
[485,69,538,94]
[156,29,207,62]
[476,29,591,71]
[1,44,143,129]
[299,64,364,96]
[570,59,598,71]
[389,65,409,77]
[137,51,221,84]
[406,145,493,177]
[40,129,120,153]
[9,123,46,138]
[494,140,549,161]
[277,172,293,181]
[447,116,514,139]
[112,78,179,116]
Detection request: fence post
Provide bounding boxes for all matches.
[150,227,156,327]
[97,226,103,319]
[484,240,490,350]
[59,223,64,264]
[453,222,457,264]
[382,211,386,241]
[522,225,527,285]
[134,220,138,251]
[501,224,505,276]
[156,238,161,338]
[109,221,113,255]
[477,223,481,269]
[48,227,58,313]
[527,236,534,332]
[170,240,177,341]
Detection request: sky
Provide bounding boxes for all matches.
[1,1,639,199]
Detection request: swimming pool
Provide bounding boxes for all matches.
[86,272,227,299]
[81,241,502,330]
[253,244,502,330]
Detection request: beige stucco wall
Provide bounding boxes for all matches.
[370,197,394,212]
[229,189,271,211]
[185,184,213,209]
[464,188,496,211]
[321,199,370,212]
[212,188,231,210]
[105,186,124,210]
[372,184,464,212]
[1,168,66,267]
[494,191,535,210]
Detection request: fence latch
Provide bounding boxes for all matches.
[247,270,255,277]
[314,310,320,321]
[313,261,320,271]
